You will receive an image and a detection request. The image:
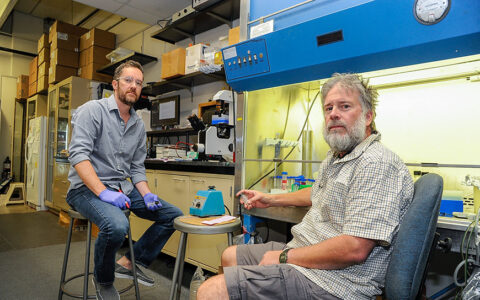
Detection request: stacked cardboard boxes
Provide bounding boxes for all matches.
[48,21,88,84]
[161,48,186,79]
[78,28,115,82]
[16,75,29,99]
[28,56,38,97]
[37,33,50,92]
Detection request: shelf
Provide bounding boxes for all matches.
[142,70,225,96]
[97,52,158,75]
[147,128,197,137]
[151,0,240,44]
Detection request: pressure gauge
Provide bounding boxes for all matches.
[414,0,451,25]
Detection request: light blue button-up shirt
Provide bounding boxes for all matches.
[68,95,147,195]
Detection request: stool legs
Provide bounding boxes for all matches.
[228,232,233,246]
[169,232,188,300]
[58,216,75,300]
[83,221,92,300]
[59,212,139,300]
[127,219,140,300]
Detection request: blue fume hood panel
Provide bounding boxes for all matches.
[222,0,480,92]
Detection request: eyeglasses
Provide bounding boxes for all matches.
[117,76,143,87]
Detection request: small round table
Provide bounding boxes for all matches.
[168,216,241,300]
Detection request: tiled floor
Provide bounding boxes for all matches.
[0,202,198,299]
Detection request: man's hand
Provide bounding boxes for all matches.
[143,193,162,211]
[236,189,272,210]
[98,189,131,209]
[258,250,282,266]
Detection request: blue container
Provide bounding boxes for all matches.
[439,199,463,217]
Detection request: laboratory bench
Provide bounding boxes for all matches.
[144,159,234,175]
[130,161,235,273]
[244,206,477,254]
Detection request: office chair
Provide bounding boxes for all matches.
[383,173,443,300]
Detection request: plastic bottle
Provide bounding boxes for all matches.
[281,172,288,190]
[189,266,205,300]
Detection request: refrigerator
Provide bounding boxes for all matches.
[25,116,47,210]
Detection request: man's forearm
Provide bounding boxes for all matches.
[135,180,151,197]
[270,187,312,207]
[74,160,106,196]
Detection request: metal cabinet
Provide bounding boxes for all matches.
[130,170,235,273]
[45,76,93,210]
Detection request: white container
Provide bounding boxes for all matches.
[185,43,212,74]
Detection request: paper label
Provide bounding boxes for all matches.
[250,20,274,38]
[57,32,68,40]
[223,47,237,60]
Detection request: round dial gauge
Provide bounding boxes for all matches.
[414,0,451,25]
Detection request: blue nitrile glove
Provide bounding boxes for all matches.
[144,193,162,211]
[98,189,131,209]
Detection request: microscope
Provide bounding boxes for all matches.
[188,90,235,161]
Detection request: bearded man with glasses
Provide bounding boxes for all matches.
[66,60,183,300]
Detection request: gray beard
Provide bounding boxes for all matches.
[322,114,367,153]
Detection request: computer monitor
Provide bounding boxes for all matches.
[150,95,180,128]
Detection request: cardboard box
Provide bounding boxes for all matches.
[48,20,88,43]
[78,63,112,82]
[79,46,111,67]
[50,48,79,68]
[38,47,50,65]
[161,48,186,79]
[29,56,38,85]
[185,43,212,74]
[50,33,80,52]
[37,33,49,53]
[80,28,115,51]
[16,75,29,99]
[28,81,37,97]
[228,26,240,45]
[48,65,77,84]
[37,75,49,92]
[38,61,50,77]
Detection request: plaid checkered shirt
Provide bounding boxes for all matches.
[287,133,414,300]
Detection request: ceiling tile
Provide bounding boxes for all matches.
[115,5,157,25]
[74,0,122,13]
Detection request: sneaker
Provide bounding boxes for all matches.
[114,263,154,286]
[92,277,120,300]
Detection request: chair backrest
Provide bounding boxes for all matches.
[384,173,443,300]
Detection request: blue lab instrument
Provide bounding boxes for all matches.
[190,186,225,217]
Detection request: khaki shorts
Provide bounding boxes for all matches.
[223,242,341,300]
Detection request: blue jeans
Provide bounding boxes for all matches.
[66,185,183,285]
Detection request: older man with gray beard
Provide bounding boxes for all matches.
[197,73,414,300]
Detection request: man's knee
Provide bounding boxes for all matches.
[102,216,128,243]
[222,245,237,267]
[197,274,229,300]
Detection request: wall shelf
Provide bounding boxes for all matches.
[142,70,225,97]
[151,0,240,44]
[97,52,158,75]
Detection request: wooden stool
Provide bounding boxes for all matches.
[168,216,241,300]
[58,209,140,300]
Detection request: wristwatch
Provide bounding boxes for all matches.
[279,248,291,264]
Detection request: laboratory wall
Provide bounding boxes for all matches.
[118,20,237,129]
[0,11,42,175]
